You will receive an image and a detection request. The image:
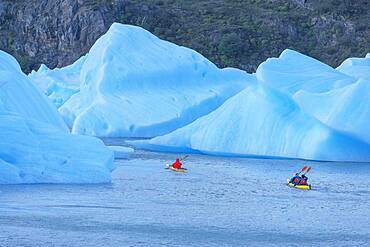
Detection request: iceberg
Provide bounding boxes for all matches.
[256,49,356,95]
[28,55,87,108]
[26,24,369,162]
[0,50,114,184]
[336,53,370,79]
[295,79,370,144]
[256,50,370,145]
[56,23,250,137]
[0,52,68,132]
[133,83,370,162]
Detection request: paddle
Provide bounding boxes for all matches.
[302,166,311,175]
[297,166,307,175]
[180,155,189,161]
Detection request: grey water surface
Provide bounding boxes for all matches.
[0,139,369,246]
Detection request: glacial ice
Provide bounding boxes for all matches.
[337,53,370,79]
[0,50,114,184]
[55,23,250,137]
[26,23,370,162]
[133,83,370,162]
[295,79,370,144]
[256,49,356,95]
[256,49,370,146]
[108,146,134,159]
[0,51,68,132]
[28,55,87,108]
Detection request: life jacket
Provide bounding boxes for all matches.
[172,158,182,169]
[299,177,308,185]
[293,177,301,184]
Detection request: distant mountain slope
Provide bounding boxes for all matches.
[0,0,369,73]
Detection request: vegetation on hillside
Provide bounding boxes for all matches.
[0,0,369,72]
[117,0,370,71]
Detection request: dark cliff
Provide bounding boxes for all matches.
[0,0,369,73]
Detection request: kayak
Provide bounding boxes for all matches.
[165,164,187,173]
[286,179,311,190]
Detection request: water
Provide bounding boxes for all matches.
[0,142,370,246]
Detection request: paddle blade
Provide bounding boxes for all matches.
[305,166,312,174]
[301,166,308,173]
[181,155,189,161]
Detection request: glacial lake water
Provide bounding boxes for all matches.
[0,139,370,246]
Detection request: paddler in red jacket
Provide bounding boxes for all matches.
[171,158,182,169]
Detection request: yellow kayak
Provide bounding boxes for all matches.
[287,179,311,190]
[165,164,188,173]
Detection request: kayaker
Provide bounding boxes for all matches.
[299,174,309,185]
[290,173,302,185]
[171,158,182,169]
